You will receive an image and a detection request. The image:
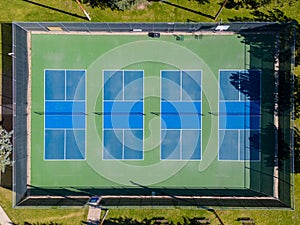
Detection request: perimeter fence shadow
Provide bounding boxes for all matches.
[293,75,300,173]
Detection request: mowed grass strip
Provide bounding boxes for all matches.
[0,187,88,225]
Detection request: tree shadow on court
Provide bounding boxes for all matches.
[228,1,300,67]
[227,70,260,101]
[22,0,88,20]
[230,8,300,150]
[228,7,300,67]
[229,8,299,174]
[226,19,295,204]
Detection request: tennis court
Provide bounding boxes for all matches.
[12,22,295,208]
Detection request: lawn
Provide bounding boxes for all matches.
[1,0,300,224]
[0,186,88,225]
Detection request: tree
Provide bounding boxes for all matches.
[0,126,13,174]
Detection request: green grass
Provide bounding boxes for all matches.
[1,0,300,224]
[0,186,88,224]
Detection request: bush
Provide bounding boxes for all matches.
[83,0,149,10]
[0,126,12,173]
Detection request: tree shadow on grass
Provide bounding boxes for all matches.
[82,0,109,9]
[294,127,300,173]
[228,8,293,22]
[294,75,300,120]
[194,0,210,4]
[15,222,62,225]
[89,216,214,225]
[225,0,272,10]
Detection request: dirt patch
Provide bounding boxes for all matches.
[136,1,150,10]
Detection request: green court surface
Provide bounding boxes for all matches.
[30,32,276,195]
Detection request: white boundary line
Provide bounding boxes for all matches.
[64,129,67,159]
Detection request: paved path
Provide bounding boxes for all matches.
[86,206,101,225]
[0,206,13,225]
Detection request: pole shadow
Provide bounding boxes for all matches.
[160,0,214,20]
[22,0,88,20]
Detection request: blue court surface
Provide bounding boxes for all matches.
[103,70,144,160]
[218,70,261,161]
[160,70,202,160]
[44,69,86,160]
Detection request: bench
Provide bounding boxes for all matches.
[191,217,210,224]
[152,217,169,224]
[196,219,210,224]
[237,217,255,225]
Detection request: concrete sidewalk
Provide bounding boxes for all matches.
[86,206,101,225]
[0,206,13,225]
